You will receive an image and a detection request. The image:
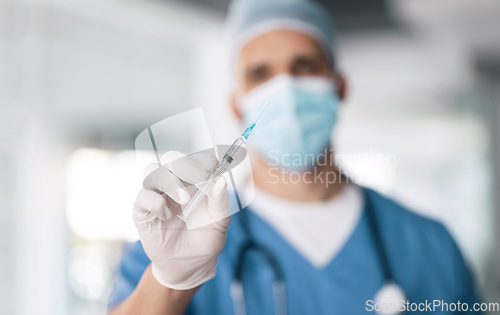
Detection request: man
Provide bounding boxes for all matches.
[109,0,481,314]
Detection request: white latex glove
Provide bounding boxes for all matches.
[133,151,231,290]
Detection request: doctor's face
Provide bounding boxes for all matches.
[231,29,345,172]
[231,29,345,120]
[235,29,333,95]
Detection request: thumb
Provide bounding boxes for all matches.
[206,176,231,221]
[184,176,231,230]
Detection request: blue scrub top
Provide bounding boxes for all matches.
[108,188,481,314]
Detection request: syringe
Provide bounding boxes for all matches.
[178,103,270,222]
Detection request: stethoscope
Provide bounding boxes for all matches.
[230,189,407,315]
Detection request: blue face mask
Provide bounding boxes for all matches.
[240,74,339,172]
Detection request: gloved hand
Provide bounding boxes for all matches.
[133,151,231,290]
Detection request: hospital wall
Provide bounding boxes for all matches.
[1,0,500,314]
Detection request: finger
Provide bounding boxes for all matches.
[188,152,219,171]
[133,188,172,221]
[162,151,217,185]
[143,163,160,179]
[143,167,190,205]
[161,151,218,171]
[208,175,228,198]
[202,176,231,230]
[207,176,230,216]
[160,150,184,165]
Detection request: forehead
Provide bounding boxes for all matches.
[237,29,325,67]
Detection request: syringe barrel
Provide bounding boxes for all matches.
[179,137,247,222]
[178,179,216,221]
[210,136,247,179]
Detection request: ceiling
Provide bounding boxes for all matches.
[164,0,397,31]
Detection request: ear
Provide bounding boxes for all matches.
[230,93,243,122]
[334,71,347,101]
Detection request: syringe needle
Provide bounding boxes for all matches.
[180,101,271,223]
[254,102,271,124]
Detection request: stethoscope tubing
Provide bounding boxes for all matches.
[232,188,404,315]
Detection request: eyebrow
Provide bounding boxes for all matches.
[245,52,327,74]
[293,53,327,64]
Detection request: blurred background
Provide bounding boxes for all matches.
[1,0,500,314]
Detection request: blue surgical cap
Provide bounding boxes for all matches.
[226,0,336,68]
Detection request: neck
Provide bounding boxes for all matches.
[251,150,345,202]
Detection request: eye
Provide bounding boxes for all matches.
[247,66,269,84]
[293,60,317,75]
[292,55,331,76]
